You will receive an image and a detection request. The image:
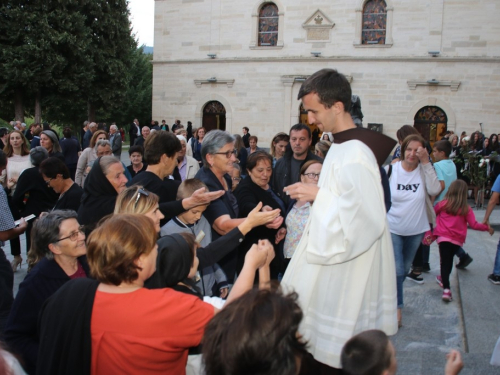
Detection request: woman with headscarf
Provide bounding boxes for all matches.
[40,130,64,162]
[77,156,128,233]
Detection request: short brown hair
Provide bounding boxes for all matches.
[433,139,452,157]
[87,214,157,285]
[202,288,308,375]
[176,178,208,200]
[144,131,181,164]
[341,330,392,375]
[400,134,426,161]
[300,159,323,175]
[396,125,420,143]
[246,150,272,172]
[248,135,258,143]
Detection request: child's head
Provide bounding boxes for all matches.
[341,330,397,375]
[443,179,469,216]
[432,140,452,161]
[156,232,199,287]
[177,179,210,224]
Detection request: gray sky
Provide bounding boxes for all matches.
[128,0,154,47]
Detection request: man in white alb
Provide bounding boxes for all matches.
[282,69,397,372]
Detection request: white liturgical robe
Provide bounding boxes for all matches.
[282,139,398,368]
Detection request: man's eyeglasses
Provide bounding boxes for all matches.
[45,178,53,186]
[56,226,85,242]
[303,173,320,180]
[213,149,237,158]
[134,188,149,207]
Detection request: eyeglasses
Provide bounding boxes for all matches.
[56,225,85,242]
[45,178,53,186]
[232,177,241,181]
[134,188,149,207]
[213,149,237,158]
[303,173,320,180]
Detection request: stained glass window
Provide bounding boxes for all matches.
[204,101,226,114]
[258,3,278,47]
[414,106,448,144]
[362,0,387,45]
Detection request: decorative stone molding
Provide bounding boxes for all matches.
[281,74,352,85]
[302,9,335,42]
[407,80,461,91]
[194,78,235,88]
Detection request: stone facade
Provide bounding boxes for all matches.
[153,0,500,144]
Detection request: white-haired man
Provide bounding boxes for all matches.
[109,124,122,158]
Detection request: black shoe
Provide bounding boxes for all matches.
[488,274,500,285]
[406,271,424,284]
[456,254,473,269]
[422,263,431,273]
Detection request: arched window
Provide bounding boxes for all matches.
[362,0,387,44]
[258,3,279,46]
[414,106,448,147]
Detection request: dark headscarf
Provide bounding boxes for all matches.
[77,157,118,231]
[145,234,193,289]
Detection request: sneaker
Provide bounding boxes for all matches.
[406,271,424,284]
[436,275,443,288]
[456,254,473,269]
[422,263,431,273]
[442,289,453,302]
[488,274,500,285]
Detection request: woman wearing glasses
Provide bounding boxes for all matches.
[282,160,323,270]
[195,130,281,283]
[3,210,88,374]
[234,151,285,279]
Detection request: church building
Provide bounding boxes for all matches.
[153,0,500,145]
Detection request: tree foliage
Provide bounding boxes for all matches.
[0,0,151,128]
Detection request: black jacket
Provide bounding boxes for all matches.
[234,176,285,278]
[77,157,118,233]
[271,149,322,206]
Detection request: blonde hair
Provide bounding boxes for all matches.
[442,180,469,216]
[87,214,157,285]
[114,185,159,215]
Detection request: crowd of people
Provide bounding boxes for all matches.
[1,70,499,374]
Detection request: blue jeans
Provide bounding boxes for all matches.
[391,232,425,308]
[493,237,500,276]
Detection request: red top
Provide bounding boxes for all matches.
[69,261,87,279]
[90,288,214,375]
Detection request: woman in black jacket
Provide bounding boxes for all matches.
[234,151,285,279]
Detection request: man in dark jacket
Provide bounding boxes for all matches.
[272,123,322,206]
[242,127,250,148]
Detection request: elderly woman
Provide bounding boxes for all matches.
[176,135,199,181]
[234,151,285,279]
[12,148,59,254]
[195,130,280,282]
[4,210,88,375]
[282,160,323,269]
[40,157,84,212]
[385,134,441,327]
[40,130,64,162]
[1,130,32,270]
[77,155,128,233]
[75,129,108,187]
[126,145,148,178]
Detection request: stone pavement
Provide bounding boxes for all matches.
[4,192,500,374]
